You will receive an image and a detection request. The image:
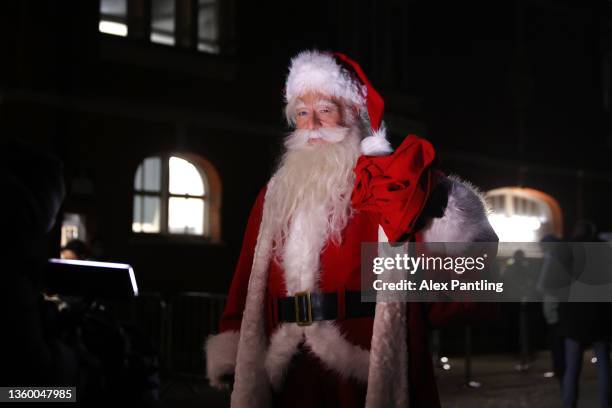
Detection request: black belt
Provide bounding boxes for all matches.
[277,291,375,326]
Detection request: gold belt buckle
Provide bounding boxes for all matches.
[294,291,313,326]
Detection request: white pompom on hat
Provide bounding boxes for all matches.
[284,50,393,156]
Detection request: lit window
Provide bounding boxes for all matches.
[198,0,220,53]
[133,154,219,237]
[168,157,206,235]
[151,0,175,45]
[99,0,128,37]
[485,187,563,243]
[99,0,221,53]
[61,213,87,247]
[133,157,162,233]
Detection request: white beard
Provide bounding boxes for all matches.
[263,125,362,293]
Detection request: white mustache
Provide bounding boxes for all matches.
[285,127,350,150]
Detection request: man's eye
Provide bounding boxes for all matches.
[320,108,330,114]
[297,111,308,117]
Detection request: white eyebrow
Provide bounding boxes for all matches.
[295,102,307,109]
[316,100,338,110]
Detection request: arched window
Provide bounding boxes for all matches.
[132,153,221,240]
[485,187,563,242]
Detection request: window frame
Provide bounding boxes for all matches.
[98,0,233,55]
[132,153,213,240]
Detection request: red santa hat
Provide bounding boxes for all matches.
[284,50,393,156]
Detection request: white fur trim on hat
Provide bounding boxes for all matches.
[285,50,366,107]
[360,123,393,156]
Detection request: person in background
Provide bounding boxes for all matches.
[502,249,537,372]
[60,239,90,260]
[538,234,565,386]
[558,220,611,408]
[0,139,160,406]
[0,139,74,386]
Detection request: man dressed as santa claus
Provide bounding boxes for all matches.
[206,50,498,407]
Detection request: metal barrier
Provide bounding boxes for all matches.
[106,291,226,380]
[164,292,227,375]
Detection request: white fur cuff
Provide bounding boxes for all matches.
[421,175,498,243]
[205,330,240,390]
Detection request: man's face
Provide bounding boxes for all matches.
[294,92,343,145]
[60,249,78,260]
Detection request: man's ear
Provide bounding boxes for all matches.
[343,103,360,127]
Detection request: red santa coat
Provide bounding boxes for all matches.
[206,136,499,407]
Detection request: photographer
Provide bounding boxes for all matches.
[0,139,74,387]
[0,140,159,406]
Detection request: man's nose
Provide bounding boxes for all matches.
[307,112,322,129]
